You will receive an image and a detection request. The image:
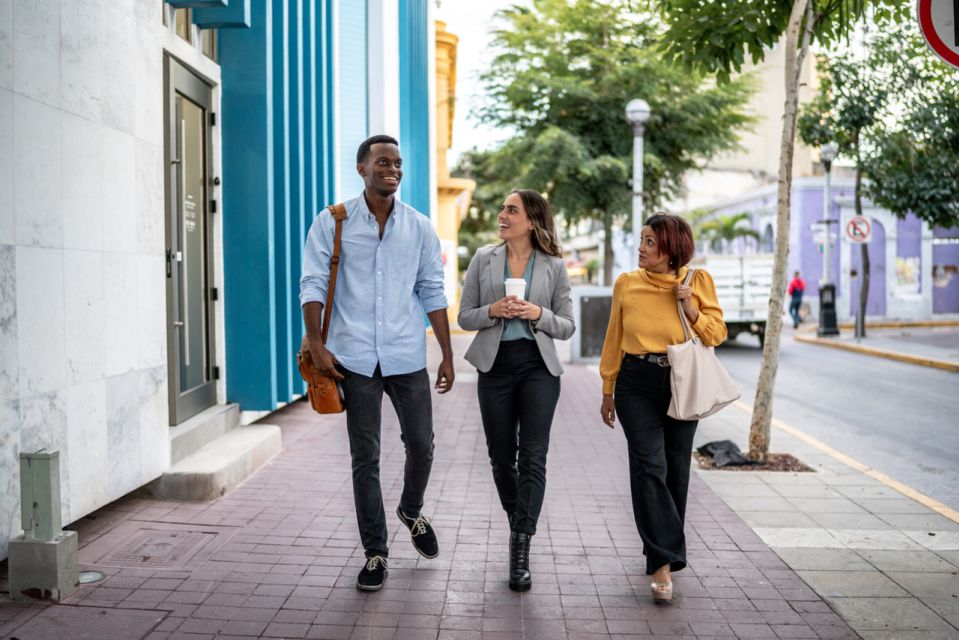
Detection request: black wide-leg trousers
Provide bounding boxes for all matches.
[614,354,698,574]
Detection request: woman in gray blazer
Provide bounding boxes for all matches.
[458,189,575,592]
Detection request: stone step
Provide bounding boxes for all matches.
[169,403,240,465]
[149,425,282,501]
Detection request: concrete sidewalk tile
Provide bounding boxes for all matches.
[827,529,925,550]
[858,549,958,572]
[722,497,796,513]
[853,498,935,514]
[903,530,959,551]
[828,597,954,632]
[738,512,819,529]
[772,548,872,571]
[878,513,959,531]
[886,571,959,599]
[786,498,867,515]
[752,528,845,549]
[796,570,909,598]
[923,597,959,627]
[808,513,892,531]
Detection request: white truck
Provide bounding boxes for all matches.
[689,254,774,347]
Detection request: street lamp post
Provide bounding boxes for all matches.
[625,99,650,268]
[818,143,840,337]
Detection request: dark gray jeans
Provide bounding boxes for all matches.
[614,354,698,575]
[339,365,434,558]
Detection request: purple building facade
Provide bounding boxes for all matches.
[705,177,959,321]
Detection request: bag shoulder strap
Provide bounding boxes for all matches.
[676,268,696,342]
[321,203,348,343]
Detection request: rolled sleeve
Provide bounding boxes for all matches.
[414,226,448,313]
[299,213,332,307]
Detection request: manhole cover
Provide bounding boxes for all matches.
[98,530,215,568]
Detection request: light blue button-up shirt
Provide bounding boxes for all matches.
[299,193,448,377]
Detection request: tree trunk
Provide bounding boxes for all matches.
[603,210,615,286]
[854,165,869,338]
[747,0,813,463]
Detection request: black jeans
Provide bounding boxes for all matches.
[477,340,560,535]
[614,354,698,574]
[339,365,434,558]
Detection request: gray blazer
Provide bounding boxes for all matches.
[458,244,575,376]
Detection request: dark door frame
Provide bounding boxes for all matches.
[164,55,217,425]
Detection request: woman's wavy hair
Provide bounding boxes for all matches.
[644,213,695,269]
[504,189,563,258]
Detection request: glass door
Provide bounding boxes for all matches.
[165,57,216,424]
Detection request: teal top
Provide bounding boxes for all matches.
[502,255,535,342]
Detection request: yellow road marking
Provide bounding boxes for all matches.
[732,400,959,525]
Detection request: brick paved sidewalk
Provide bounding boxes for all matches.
[0,337,858,639]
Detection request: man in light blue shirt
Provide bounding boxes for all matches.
[300,135,454,591]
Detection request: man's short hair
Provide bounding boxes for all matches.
[356,135,400,164]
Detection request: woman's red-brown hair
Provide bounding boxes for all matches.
[644,213,694,269]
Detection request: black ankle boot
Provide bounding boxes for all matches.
[509,531,532,592]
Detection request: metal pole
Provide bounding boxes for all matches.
[631,130,645,262]
[822,162,831,284]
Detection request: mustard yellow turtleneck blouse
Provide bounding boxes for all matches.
[599,266,727,395]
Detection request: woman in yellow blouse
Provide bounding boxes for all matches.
[598,213,727,603]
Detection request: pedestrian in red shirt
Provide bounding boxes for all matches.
[788,271,806,329]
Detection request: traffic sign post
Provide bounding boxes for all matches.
[917,0,959,70]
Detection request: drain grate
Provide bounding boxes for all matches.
[98,529,215,568]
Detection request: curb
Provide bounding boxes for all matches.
[794,334,959,372]
[838,320,959,329]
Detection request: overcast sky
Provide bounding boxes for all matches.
[436,0,524,168]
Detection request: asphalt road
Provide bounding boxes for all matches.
[716,331,959,512]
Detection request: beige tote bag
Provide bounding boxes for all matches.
[666,269,740,421]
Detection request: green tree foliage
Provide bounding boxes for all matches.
[473,0,756,284]
[659,0,908,461]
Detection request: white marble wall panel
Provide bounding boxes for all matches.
[62,111,102,251]
[133,0,158,25]
[14,95,61,248]
[103,253,138,377]
[101,127,137,253]
[0,245,17,403]
[60,0,101,123]
[64,250,104,385]
[19,389,69,524]
[16,247,65,396]
[66,380,107,520]
[0,87,16,244]
[0,88,14,245]
[104,371,141,495]
[134,21,163,147]
[12,0,59,108]
[138,366,168,481]
[0,0,12,90]
[137,255,166,370]
[0,399,22,554]
[99,11,136,135]
[135,140,164,256]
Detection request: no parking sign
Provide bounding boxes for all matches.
[845,216,872,244]
[917,0,959,69]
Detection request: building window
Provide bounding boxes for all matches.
[175,8,192,43]
[200,29,217,61]
[162,1,167,26]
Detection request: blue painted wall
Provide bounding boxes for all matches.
[337,0,368,199]
[219,0,336,410]
[218,0,434,409]
[399,0,430,216]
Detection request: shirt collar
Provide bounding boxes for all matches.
[359,192,400,221]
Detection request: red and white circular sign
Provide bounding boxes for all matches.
[845,216,872,244]
[917,0,959,69]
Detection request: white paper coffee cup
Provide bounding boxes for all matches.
[505,278,527,301]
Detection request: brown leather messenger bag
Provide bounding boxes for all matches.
[297,203,347,414]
